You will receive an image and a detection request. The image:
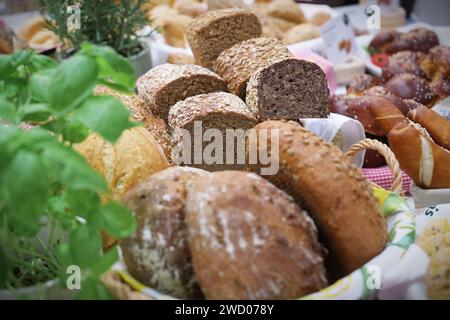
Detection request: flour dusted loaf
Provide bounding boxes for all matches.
[137,63,226,121]
[248,120,387,277]
[168,92,257,171]
[186,170,328,299]
[186,8,262,69]
[246,58,330,120]
[214,37,293,98]
[121,166,209,299]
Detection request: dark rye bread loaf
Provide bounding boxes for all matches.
[168,92,257,171]
[186,170,327,300]
[246,58,330,120]
[186,8,262,69]
[248,120,387,278]
[137,63,227,121]
[121,166,210,299]
[214,37,293,99]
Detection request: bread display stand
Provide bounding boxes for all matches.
[102,139,416,300]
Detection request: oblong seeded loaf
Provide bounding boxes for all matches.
[168,92,257,172]
[121,166,210,299]
[248,120,387,278]
[186,170,328,300]
[137,63,227,121]
[214,37,293,99]
[246,58,330,120]
[186,8,262,69]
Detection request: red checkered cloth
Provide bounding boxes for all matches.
[362,166,412,195]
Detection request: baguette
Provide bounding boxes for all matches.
[388,120,450,189]
[408,105,450,150]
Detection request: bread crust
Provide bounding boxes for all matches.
[248,120,387,277]
[186,170,327,299]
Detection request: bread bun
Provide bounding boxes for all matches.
[384,73,437,106]
[121,166,209,299]
[266,0,305,24]
[381,51,427,81]
[186,170,327,299]
[248,120,387,277]
[282,23,320,45]
[309,12,332,26]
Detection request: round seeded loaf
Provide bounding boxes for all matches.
[248,120,387,278]
[214,37,293,99]
[121,166,210,299]
[137,63,227,121]
[168,92,257,171]
[246,58,330,120]
[186,8,262,69]
[186,170,328,300]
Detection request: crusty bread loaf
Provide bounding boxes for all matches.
[137,63,227,121]
[214,37,293,98]
[186,8,262,69]
[94,86,173,162]
[207,0,247,11]
[266,0,305,24]
[168,92,257,171]
[282,23,321,45]
[74,127,170,202]
[248,120,387,277]
[186,170,327,299]
[121,166,209,299]
[246,58,330,120]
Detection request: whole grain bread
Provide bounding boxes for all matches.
[246,58,330,120]
[186,170,328,299]
[168,92,257,171]
[214,37,293,98]
[121,166,210,299]
[186,8,262,69]
[137,63,227,121]
[248,120,387,278]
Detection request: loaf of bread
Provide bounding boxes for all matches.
[94,86,173,162]
[214,37,293,98]
[381,51,427,81]
[186,170,327,299]
[137,63,227,121]
[168,92,257,171]
[246,58,330,120]
[309,11,332,26]
[388,120,450,189]
[282,23,321,45]
[259,15,296,40]
[167,52,195,65]
[384,73,437,106]
[369,28,439,54]
[74,127,170,201]
[121,166,209,299]
[408,105,450,150]
[161,14,193,48]
[207,0,247,10]
[266,0,305,24]
[175,0,207,18]
[186,8,262,69]
[248,120,387,277]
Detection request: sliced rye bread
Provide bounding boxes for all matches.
[168,92,257,171]
[213,37,293,99]
[137,63,227,121]
[186,8,262,69]
[246,58,330,120]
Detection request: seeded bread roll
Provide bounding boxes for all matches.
[248,120,387,277]
[137,63,227,121]
[186,8,262,69]
[94,86,173,162]
[168,92,257,171]
[246,58,330,120]
[121,166,209,299]
[214,37,293,98]
[186,170,328,300]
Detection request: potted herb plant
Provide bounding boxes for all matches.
[0,44,137,299]
[38,0,152,76]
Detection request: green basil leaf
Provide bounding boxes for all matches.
[28,54,57,72]
[82,44,135,92]
[0,55,14,79]
[19,103,52,122]
[0,95,19,124]
[97,78,132,94]
[76,277,112,300]
[101,202,136,239]
[90,246,119,277]
[3,150,48,236]
[29,69,55,102]
[61,119,90,143]
[0,246,8,288]
[65,189,101,219]
[11,50,32,67]
[49,55,97,113]
[69,226,103,268]
[74,95,136,143]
